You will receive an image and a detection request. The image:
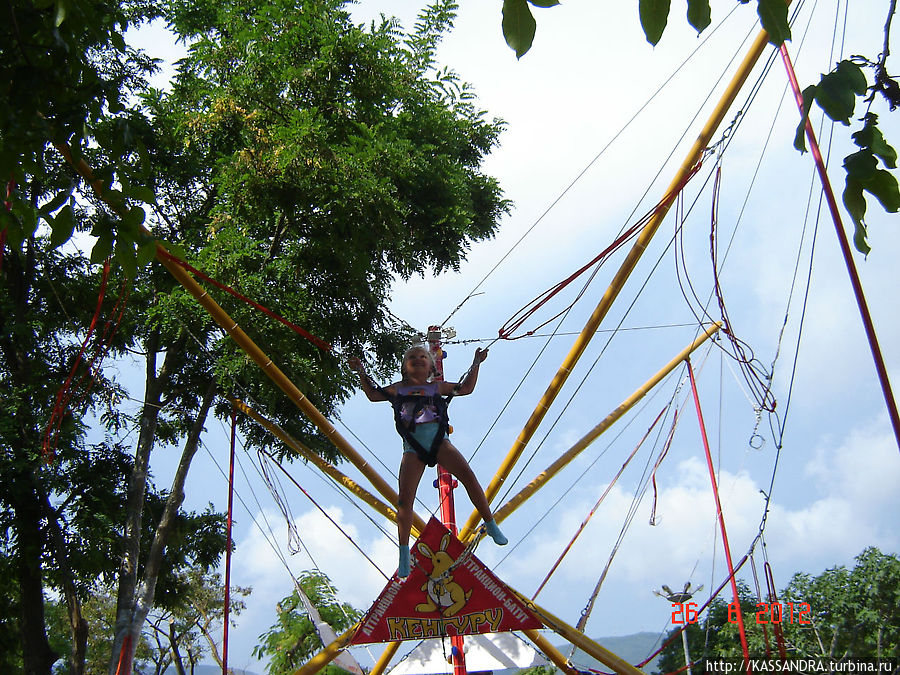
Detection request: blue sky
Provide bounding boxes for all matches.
[129,0,900,672]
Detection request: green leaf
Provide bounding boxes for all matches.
[135,139,153,179]
[842,178,866,222]
[111,31,127,52]
[843,150,877,181]
[835,60,868,95]
[160,240,189,261]
[863,169,900,213]
[758,0,790,45]
[687,0,711,33]
[49,205,76,249]
[20,204,38,241]
[55,0,67,27]
[793,86,816,153]
[136,240,159,269]
[115,236,137,279]
[865,126,898,169]
[502,0,537,59]
[121,206,146,236]
[640,0,670,46]
[842,177,870,255]
[1,209,27,249]
[853,226,871,256]
[128,185,158,205]
[91,233,115,263]
[528,0,560,6]
[39,190,71,216]
[852,121,874,149]
[816,61,866,124]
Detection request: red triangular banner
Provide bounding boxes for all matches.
[351,518,542,644]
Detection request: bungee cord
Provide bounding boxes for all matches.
[670,0,826,446]
[531,405,670,601]
[491,363,680,573]
[41,259,111,461]
[768,0,848,449]
[258,447,391,580]
[199,428,385,669]
[156,247,332,352]
[445,322,707,345]
[488,201,718,512]
[255,0,824,620]
[570,352,718,639]
[172,306,441,542]
[497,160,706,343]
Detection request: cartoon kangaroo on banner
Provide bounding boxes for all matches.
[416,532,473,616]
[351,518,542,644]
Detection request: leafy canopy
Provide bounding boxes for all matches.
[253,570,362,675]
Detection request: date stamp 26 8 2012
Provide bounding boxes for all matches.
[670,602,812,625]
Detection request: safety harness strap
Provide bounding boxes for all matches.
[376,384,452,468]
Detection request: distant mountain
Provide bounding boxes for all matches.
[576,632,663,672]
[162,666,260,675]
[559,632,663,674]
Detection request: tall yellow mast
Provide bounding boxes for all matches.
[459,27,773,541]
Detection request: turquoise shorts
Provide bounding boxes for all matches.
[402,422,448,455]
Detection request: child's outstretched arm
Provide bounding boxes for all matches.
[448,347,488,396]
[348,357,389,402]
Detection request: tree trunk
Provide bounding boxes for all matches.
[40,486,88,675]
[2,238,56,674]
[109,331,180,675]
[13,477,58,675]
[109,372,216,674]
[168,621,188,675]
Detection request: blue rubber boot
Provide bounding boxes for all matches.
[484,519,508,546]
[398,545,411,578]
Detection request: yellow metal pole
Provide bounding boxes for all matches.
[460,27,773,540]
[524,629,580,675]
[291,625,357,675]
[369,641,402,675]
[296,628,583,675]
[489,323,721,527]
[515,592,647,675]
[230,398,426,537]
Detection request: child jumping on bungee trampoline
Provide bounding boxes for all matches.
[349,345,507,578]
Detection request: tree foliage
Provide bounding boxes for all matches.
[779,547,900,659]
[796,61,900,255]
[2,1,509,673]
[44,570,249,675]
[143,0,509,456]
[654,549,900,673]
[500,0,789,58]
[253,570,362,675]
[0,0,162,271]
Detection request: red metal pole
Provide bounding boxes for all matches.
[687,359,751,668]
[779,44,900,454]
[427,326,468,675]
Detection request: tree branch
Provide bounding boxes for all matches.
[134,377,218,627]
